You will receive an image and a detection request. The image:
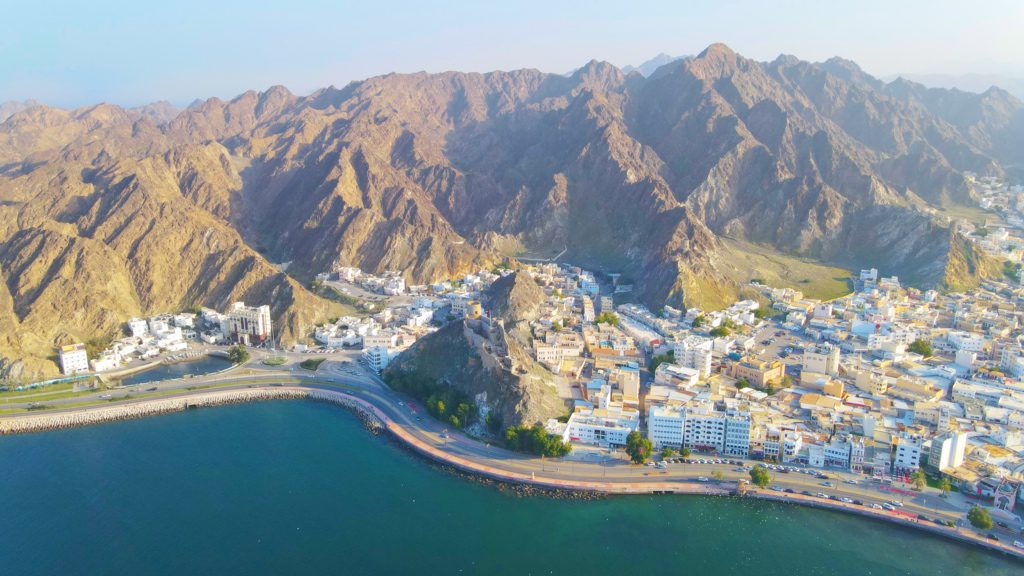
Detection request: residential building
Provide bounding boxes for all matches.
[893,436,923,474]
[803,343,840,376]
[730,357,784,387]
[562,405,639,448]
[928,432,968,472]
[58,344,89,375]
[363,346,390,373]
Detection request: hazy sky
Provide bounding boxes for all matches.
[3,0,1023,107]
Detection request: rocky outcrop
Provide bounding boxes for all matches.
[385,319,565,428]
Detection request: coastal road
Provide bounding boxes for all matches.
[4,357,1022,546]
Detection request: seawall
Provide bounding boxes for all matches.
[1,386,1021,561]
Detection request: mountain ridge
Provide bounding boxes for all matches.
[0,43,1019,378]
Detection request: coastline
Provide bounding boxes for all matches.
[2,386,1022,561]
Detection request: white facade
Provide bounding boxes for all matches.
[893,437,923,473]
[127,318,148,338]
[58,344,89,375]
[562,406,639,448]
[648,405,686,448]
[804,343,840,376]
[928,432,968,472]
[363,346,390,373]
[649,403,751,456]
[947,331,985,353]
[223,302,272,345]
[673,335,714,379]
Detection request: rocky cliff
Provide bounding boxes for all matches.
[385,272,563,428]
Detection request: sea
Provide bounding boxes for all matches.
[0,401,1018,575]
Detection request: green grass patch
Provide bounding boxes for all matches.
[719,238,853,301]
[299,358,326,371]
[261,356,287,366]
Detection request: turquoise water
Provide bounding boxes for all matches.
[0,401,1019,576]
[119,355,230,385]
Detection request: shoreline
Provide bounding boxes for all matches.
[1,386,1022,561]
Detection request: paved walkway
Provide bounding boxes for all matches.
[3,383,1022,561]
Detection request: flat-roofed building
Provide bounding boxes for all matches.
[58,343,89,375]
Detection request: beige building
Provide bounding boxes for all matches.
[730,357,784,387]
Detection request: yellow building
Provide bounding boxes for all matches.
[730,357,784,387]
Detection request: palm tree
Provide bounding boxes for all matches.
[910,470,926,491]
[938,477,951,498]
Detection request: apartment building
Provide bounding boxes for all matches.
[58,343,89,375]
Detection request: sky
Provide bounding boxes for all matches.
[2,0,1023,108]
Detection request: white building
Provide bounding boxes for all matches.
[363,346,390,373]
[947,331,985,353]
[648,405,686,449]
[654,363,700,388]
[58,344,89,375]
[383,276,406,296]
[127,318,148,338]
[928,432,968,472]
[647,402,751,456]
[893,436,924,473]
[804,343,840,376]
[999,348,1024,378]
[673,335,714,379]
[223,302,272,345]
[860,268,878,285]
[562,405,639,448]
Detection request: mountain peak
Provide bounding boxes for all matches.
[699,43,736,60]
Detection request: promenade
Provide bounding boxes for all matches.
[2,380,1022,561]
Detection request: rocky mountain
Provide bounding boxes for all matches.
[622,53,687,77]
[1,43,1021,377]
[0,100,42,122]
[385,271,564,428]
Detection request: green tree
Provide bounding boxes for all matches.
[435,399,446,416]
[709,326,731,338]
[736,378,751,389]
[449,414,461,428]
[504,424,571,457]
[649,353,674,374]
[749,465,771,488]
[711,470,724,481]
[595,312,620,326]
[910,471,927,491]
[226,345,250,364]
[908,339,933,357]
[660,447,675,460]
[938,477,952,497]
[625,431,653,464]
[753,307,770,319]
[967,505,993,530]
[680,447,692,458]
[691,314,706,328]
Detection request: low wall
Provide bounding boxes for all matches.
[748,490,1024,560]
[0,388,308,434]
[1,386,1020,561]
